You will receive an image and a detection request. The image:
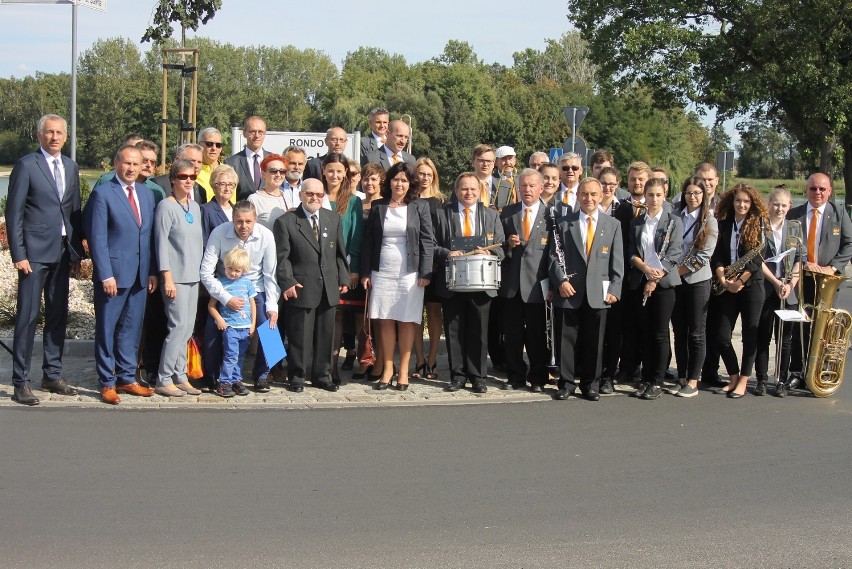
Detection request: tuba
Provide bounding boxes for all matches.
[803,271,852,397]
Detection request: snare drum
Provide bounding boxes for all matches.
[446,254,501,292]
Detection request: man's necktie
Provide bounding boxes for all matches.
[586,216,595,258]
[311,214,319,241]
[392,154,401,165]
[52,158,64,199]
[126,186,141,227]
[253,154,261,190]
[523,207,531,242]
[480,180,490,207]
[563,190,572,204]
[808,208,819,263]
[463,208,472,237]
[633,201,643,218]
[380,135,387,145]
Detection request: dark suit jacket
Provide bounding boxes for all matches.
[499,201,549,303]
[224,147,271,200]
[200,200,230,245]
[549,211,623,309]
[433,203,506,299]
[360,133,382,165]
[6,150,82,263]
[150,174,208,205]
[360,198,435,280]
[84,177,156,288]
[711,218,765,287]
[303,153,327,181]
[627,210,684,290]
[361,145,416,170]
[787,201,852,272]
[763,219,801,307]
[273,207,350,309]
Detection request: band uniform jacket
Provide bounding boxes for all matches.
[710,218,765,288]
[360,198,435,280]
[763,220,801,307]
[676,212,718,285]
[786,201,852,273]
[548,210,623,310]
[433,204,506,299]
[273,207,350,309]
[627,210,684,290]
[498,201,549,303]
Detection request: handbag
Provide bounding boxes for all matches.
[357,288,376,367]
[186,335,204,380]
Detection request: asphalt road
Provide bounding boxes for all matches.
[1,385,851,569]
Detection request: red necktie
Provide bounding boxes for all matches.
[126,186,141,227]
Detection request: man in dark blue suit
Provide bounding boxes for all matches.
[6,114,82,405]
[84,145,158,404]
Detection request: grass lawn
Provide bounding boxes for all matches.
[726,177,846,197]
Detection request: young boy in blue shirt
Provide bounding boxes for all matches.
[208,247,257,397]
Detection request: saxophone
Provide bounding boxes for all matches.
[710,219,766,295]
[803,271,852,397]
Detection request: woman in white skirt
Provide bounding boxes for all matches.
[360,162,434,390]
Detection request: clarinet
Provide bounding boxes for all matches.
[642,219,674,306]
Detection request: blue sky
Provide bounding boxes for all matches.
[0,0,571,77]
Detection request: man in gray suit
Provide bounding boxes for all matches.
[361,119,415,170]
[550,178,623,401]
[6,114,82,405]
[498,169,551,392]
[273,179,350,393]
[786,172,852,388]
[359,107,389,165]
[304,126,348,181]
[224,115,270,200]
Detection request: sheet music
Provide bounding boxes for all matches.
[765,247,796,264]
[775,309,810,323]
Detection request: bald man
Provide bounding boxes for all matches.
[304,126,349,181]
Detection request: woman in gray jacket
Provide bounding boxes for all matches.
[154,159,204,397]
[669,177,718,398]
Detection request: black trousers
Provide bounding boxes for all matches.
[639,286,676,385]
[559,298,606,393]
[487,297,505,367]
[717,282,764,376]
[285,294,335,387]
[790,277,817,374]
[618,287,643,376]
[672,279,711,380]
[141,287,167,376]
[755,282,793,382]
[443,292,491,383]
[601,298,623,379]
[701,293,723,381]
[503,293,548,387]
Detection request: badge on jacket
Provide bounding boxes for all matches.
[601,246,609,255]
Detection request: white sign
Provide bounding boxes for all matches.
[77,0,106,10]
[230,128,360,163]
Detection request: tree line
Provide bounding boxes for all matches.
[2,34,730,189]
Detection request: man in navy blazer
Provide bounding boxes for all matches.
[84,145,158,404]
[6,114,82,405]
[224,116,271,200]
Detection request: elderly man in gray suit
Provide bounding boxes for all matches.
[785,172,852,390]
[361,119,415,170]
[549,178,624,401]
[273,178,350,393]
[498,168,551,392]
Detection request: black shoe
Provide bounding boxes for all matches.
[214,382,235,398]
[40,378,78,396]
[232,381,250,396]
[727,390,745,399]
[445,379,463,392]
[374,381,391,391]
[286,384,304,393]
[553,387,572,400]
[583,389,601,402]
[633,382,650,397]
[396,383,409,392]
[500,382,515,390]
[341,352,356,371]
[664,370,676,380]
[12,384,40,406]
[472,382,487,394]
[641,385,663,400]
[753,379,767,396]
[254,377,271,393]
[530,384,544,394]
[599,378,614,395]
[318,382,339,392]
[352,365,373,380]
[775,382,788,398]
[701,375,731,389]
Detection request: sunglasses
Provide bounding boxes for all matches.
[203,141,223,148]
[303,191,324,198]
[562,165,581,172]
[267,168,286,175]
[175,174,197,181]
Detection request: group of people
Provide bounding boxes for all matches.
[6,110,851,406]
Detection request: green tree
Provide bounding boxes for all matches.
[142,0,222,45]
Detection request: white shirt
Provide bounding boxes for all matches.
[40,147,66,235]
[680,207,700,255]
[771,219,785,277]
[730,219,744,262]
[641,210,662,262]
[457,201,478,236]
[245,148,263,184]
[559,183,578,209]
[806,203,827,254]
[599,197,619,216]
[383,145,402,164]
[580,210,598,260]
[118,178,142,225]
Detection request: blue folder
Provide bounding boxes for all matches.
[256,320,287,368]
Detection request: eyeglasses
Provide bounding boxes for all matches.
[246,130,265,136]
[214,182,236,189]
[267,168,286,175]
[303,191,324,198]
[349,171,361,177]
[808,186,830,193]
[600,182,618,188]
[203,141,223,148]
[684,191,703,198]
[174,174,197,181]
[562,165,581,172]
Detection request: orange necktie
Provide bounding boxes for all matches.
[392,154,400,165]
[586,216,595,258]
[562,190,572,204]
[463,208,473,237]
[633,201,643,218]
[480,180,490,207]
[523,207,531,242]
[808,208,819,263]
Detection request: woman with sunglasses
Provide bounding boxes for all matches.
[152,159,204,397]
[247,154,292,230]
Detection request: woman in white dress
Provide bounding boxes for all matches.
[360,163,434,390]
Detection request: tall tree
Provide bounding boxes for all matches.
[141,0,222,46]
[567,0,851,197]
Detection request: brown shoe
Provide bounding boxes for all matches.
[101,387,120,405]
[175,382,201,395]
[154,384,185,397]
[40,378,79,396]
[116,382,155,397]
